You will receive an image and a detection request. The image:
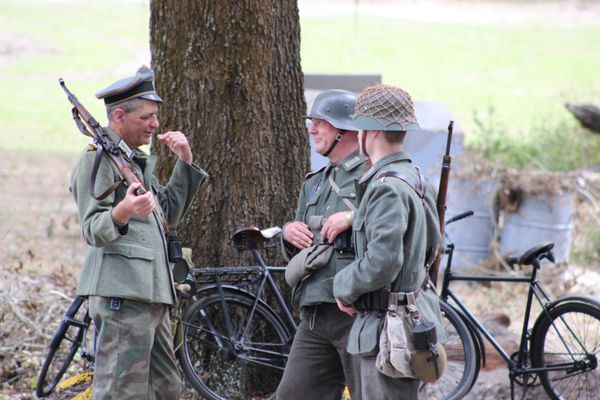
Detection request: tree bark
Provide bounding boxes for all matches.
[149,0,308,267]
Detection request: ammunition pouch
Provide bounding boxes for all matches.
[355,288,406,312]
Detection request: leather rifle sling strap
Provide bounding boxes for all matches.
[89,145,126,201]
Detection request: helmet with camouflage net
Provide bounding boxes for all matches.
[353,84,420,131]
[306,89,357,131]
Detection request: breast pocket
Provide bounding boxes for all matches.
[338,187,357,209]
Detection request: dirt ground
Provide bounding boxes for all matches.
[1,150,600,400]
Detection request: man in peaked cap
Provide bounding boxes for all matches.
[332,84,445,399]
[70,65,208,399]
[276,90,367,400]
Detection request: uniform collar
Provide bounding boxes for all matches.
[340,150,368,172]
[330,150,367,172]
[101,127,156,172]
[359,151,412,184]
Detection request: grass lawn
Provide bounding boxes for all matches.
[1,0,599,168]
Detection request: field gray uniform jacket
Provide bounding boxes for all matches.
[283,151,367,307]
[71,128,208,305]
[333,151,444,355]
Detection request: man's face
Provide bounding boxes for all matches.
[119,99,160,148]
[308,118,338,156]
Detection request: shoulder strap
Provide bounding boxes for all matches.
[376,167,426,201]
[377,166,439,293]
[327,173,357,212]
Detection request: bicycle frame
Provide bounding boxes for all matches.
[440,236,596,392]
[193,246,297,345]
[440,242,560,377]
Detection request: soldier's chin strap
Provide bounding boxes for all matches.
[322,130,346,158]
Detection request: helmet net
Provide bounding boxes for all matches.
[355,84,418,129]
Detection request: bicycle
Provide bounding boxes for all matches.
[35,225,294,400]
[428,210,600,400]
[177,225,297,400]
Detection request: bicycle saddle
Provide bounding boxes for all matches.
[232,226,282,250]
[510,243,555,266]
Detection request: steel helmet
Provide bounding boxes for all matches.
[353,84,420,131]
[306,89,358,131]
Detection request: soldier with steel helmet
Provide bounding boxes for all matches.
[333,84,445,399]
[276,89,367,400]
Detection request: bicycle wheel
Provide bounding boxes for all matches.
[179,291,291,400]
[427,300,479,400]
[36,296,92,398]
[532,300,600,400]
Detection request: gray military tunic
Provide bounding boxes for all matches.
[283,150,367,306]
[333,151,444,399]
[71,127,208,305]
[277,151,367,400]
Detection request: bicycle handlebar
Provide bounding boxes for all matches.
[445,210,475,226]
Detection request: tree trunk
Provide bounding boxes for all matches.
[149,0,308,267]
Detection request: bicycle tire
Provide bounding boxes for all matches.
[36,296,92,398]
[427,300,479,400]
[178,291,291,400]
[532,300,600,400]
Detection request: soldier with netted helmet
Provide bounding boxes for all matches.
[277,89,367,400]
[333,84,445,399]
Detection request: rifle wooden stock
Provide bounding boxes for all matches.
[59,78,146,196]
[429,121,453,285]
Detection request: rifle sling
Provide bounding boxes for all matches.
[71,107,92,138]
[90,147,125,201]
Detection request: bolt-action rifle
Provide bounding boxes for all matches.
[429,121,453,285]
[59,79,182,261]
[59,78,146,199]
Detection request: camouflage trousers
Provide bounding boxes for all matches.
[89,296,181,400]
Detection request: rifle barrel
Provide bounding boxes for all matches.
[445,121,454,155]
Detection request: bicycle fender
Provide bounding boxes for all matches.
[545,295,600,311]
[452,305,486,370]
[531,296,600,339]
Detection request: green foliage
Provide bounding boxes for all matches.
[1,0,599,170]
[572,224,600,264]
[0,0,151,155]
[469,105,600,171]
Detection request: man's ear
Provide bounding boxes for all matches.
[113,108,126,122]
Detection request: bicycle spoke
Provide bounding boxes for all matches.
[179,292,290,400]
[534,301,600,400]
